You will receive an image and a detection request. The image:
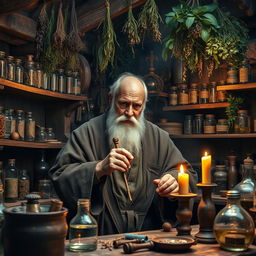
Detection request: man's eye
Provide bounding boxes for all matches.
[119,102,127,108]
[133,104,142,110]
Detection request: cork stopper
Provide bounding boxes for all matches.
[226,190,240,199]
[78,198,90,211]
[243,156,254,165]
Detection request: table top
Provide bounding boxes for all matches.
[64,226,256,256]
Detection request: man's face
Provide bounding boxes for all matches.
[114,77,145,123]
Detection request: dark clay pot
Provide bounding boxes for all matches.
[2,205,68,256]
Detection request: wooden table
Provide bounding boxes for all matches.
[64,225,256,256]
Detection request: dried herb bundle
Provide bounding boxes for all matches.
[122,4,140,53]
[35,2,49,61]
[98,0,118,72]
[138,0,162,42]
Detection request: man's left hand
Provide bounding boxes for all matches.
[153,174,179,197]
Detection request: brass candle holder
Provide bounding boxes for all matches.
[195,183,217,243]
[170,192,197,237]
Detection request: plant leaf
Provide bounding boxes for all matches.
[203,13,219,27]
[201,4,218,13]
[185,16,195,28]
[201,29,210,41]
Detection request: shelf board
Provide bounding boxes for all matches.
[0,139,65,148]
[0,78,87,101]
[170,133,256,139]
[217,82,256,91]
[163,102,229,111]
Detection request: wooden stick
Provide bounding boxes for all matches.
[113,137,133,202]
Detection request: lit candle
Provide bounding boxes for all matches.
[201,152,212,183]
[178,164,189,195]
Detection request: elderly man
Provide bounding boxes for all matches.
[49,72,198,235]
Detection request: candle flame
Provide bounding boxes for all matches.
[205,152,208,156]
[180,164,184,174]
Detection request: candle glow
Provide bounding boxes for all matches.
[201,151,212,183]
[178,164,189,194]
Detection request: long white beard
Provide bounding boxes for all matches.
[106,107,145,155]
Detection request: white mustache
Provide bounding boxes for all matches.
[115,115,139,126]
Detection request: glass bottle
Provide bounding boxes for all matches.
[213,190,254,252]
[168,86,178,106]
[24,56,35,86]
[214,165,227,195]
[178,84,189,105]
[217,89,227,102]
[66,70,73,94]
[193,114,204,134]
[0,51,6,78]
[4,159,18,203]
[9,108,16,135]
[239,60,249,83]
[0,106,5,138]
[36,126,47,142]
[6,56,15,81]
[46,127,55,141]
[203,114,216,134]
[34,150,49,190]
[14,58,24,84]
[234,110,250,133]
[209,82,217,103]
[72,71,81,95]
[216,119,228,134]
[184,115,193,134]
[189,83,198,104]
[234,157,255,214]
[18,169,30,200]
[38,179,51,199]
[227,155,238,189]
[35,63,43,88]
[227,67,238,84]
[4,109,11,139]
[199,83,209,104]
[50,71,58,92]
[58,69,66,93]
[69,199,98,252]
[25,111,35,141]
[42,73,49,90]
[16,109,25,140]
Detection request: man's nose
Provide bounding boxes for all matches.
[125,105,134,117]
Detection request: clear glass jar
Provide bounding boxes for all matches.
[72,71,81,95]
[16,109,25,140]
[58,69,66,93]
[24,60,36,86]
[38,179,51,199]
[9,108,16,135]
[213,190,255,252]
[50,71,58,92]
[178,84,189,105]
[42,73,49,90]
[193,114,204,134]
[234,110,250,133]
[199,83,209,104]
[6,56,15,81]
[203,114,216,134]
[234,157,255,214]
[189,83,198,104]
[168,86,178,106]
[239,60,249,83]
[66,70,73,94]
[25,111,35,141]
[214,165,227,195]
[14,58,24,84]
[184,115,193,134]
[216,119,228,134]
[4,109,11,139]
[69,199,98,252]
[227,67,238,84]
[18,169,30,200]
[209,82,217,103]
[46,127,55,141]
[217,89,227,102]
[0,51,6,78]
[36,126,47,142]
[35,63,43,88]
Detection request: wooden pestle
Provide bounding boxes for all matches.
[123,241,154,253]
[113,137,133,202]
[113,239,143,248]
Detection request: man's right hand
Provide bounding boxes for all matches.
[95,148,134,179]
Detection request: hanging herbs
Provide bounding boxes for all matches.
[98,0,118,72]
[138,0,162,42]
[122,2,140,53]
[35,1,49,61]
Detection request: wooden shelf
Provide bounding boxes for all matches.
[170,133,256,139]
[0,139,65,148]
[163,102,229,111]
[0,78,87,101]
[217,82,256,91]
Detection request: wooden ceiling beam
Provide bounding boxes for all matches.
[77,0,146,34]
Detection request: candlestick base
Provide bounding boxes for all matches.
[170,193,197,237]
[195,183,217,244]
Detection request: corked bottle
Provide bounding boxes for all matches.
[0,51,6,78]
[168,86,178,106]
[199,83,209,104]
[178,84,189,105]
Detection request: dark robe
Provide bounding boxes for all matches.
[49,113,198,235]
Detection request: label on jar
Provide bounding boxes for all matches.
[179,93,189,105]
[189,91,198,104]
[5,178,18,199]
[216,124,228,133]
[204,125,215,134]
[239,67,248,83]
[200,90,209,99]
[18,179,30,199]
[169,94,178,105]
[217,90,227,102]
[7,64,14,81]
[17,120,25,139]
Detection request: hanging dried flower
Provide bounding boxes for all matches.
[138,0,162,42]
[98,0,118,72]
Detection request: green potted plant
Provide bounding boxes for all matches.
[162,1,249,77]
